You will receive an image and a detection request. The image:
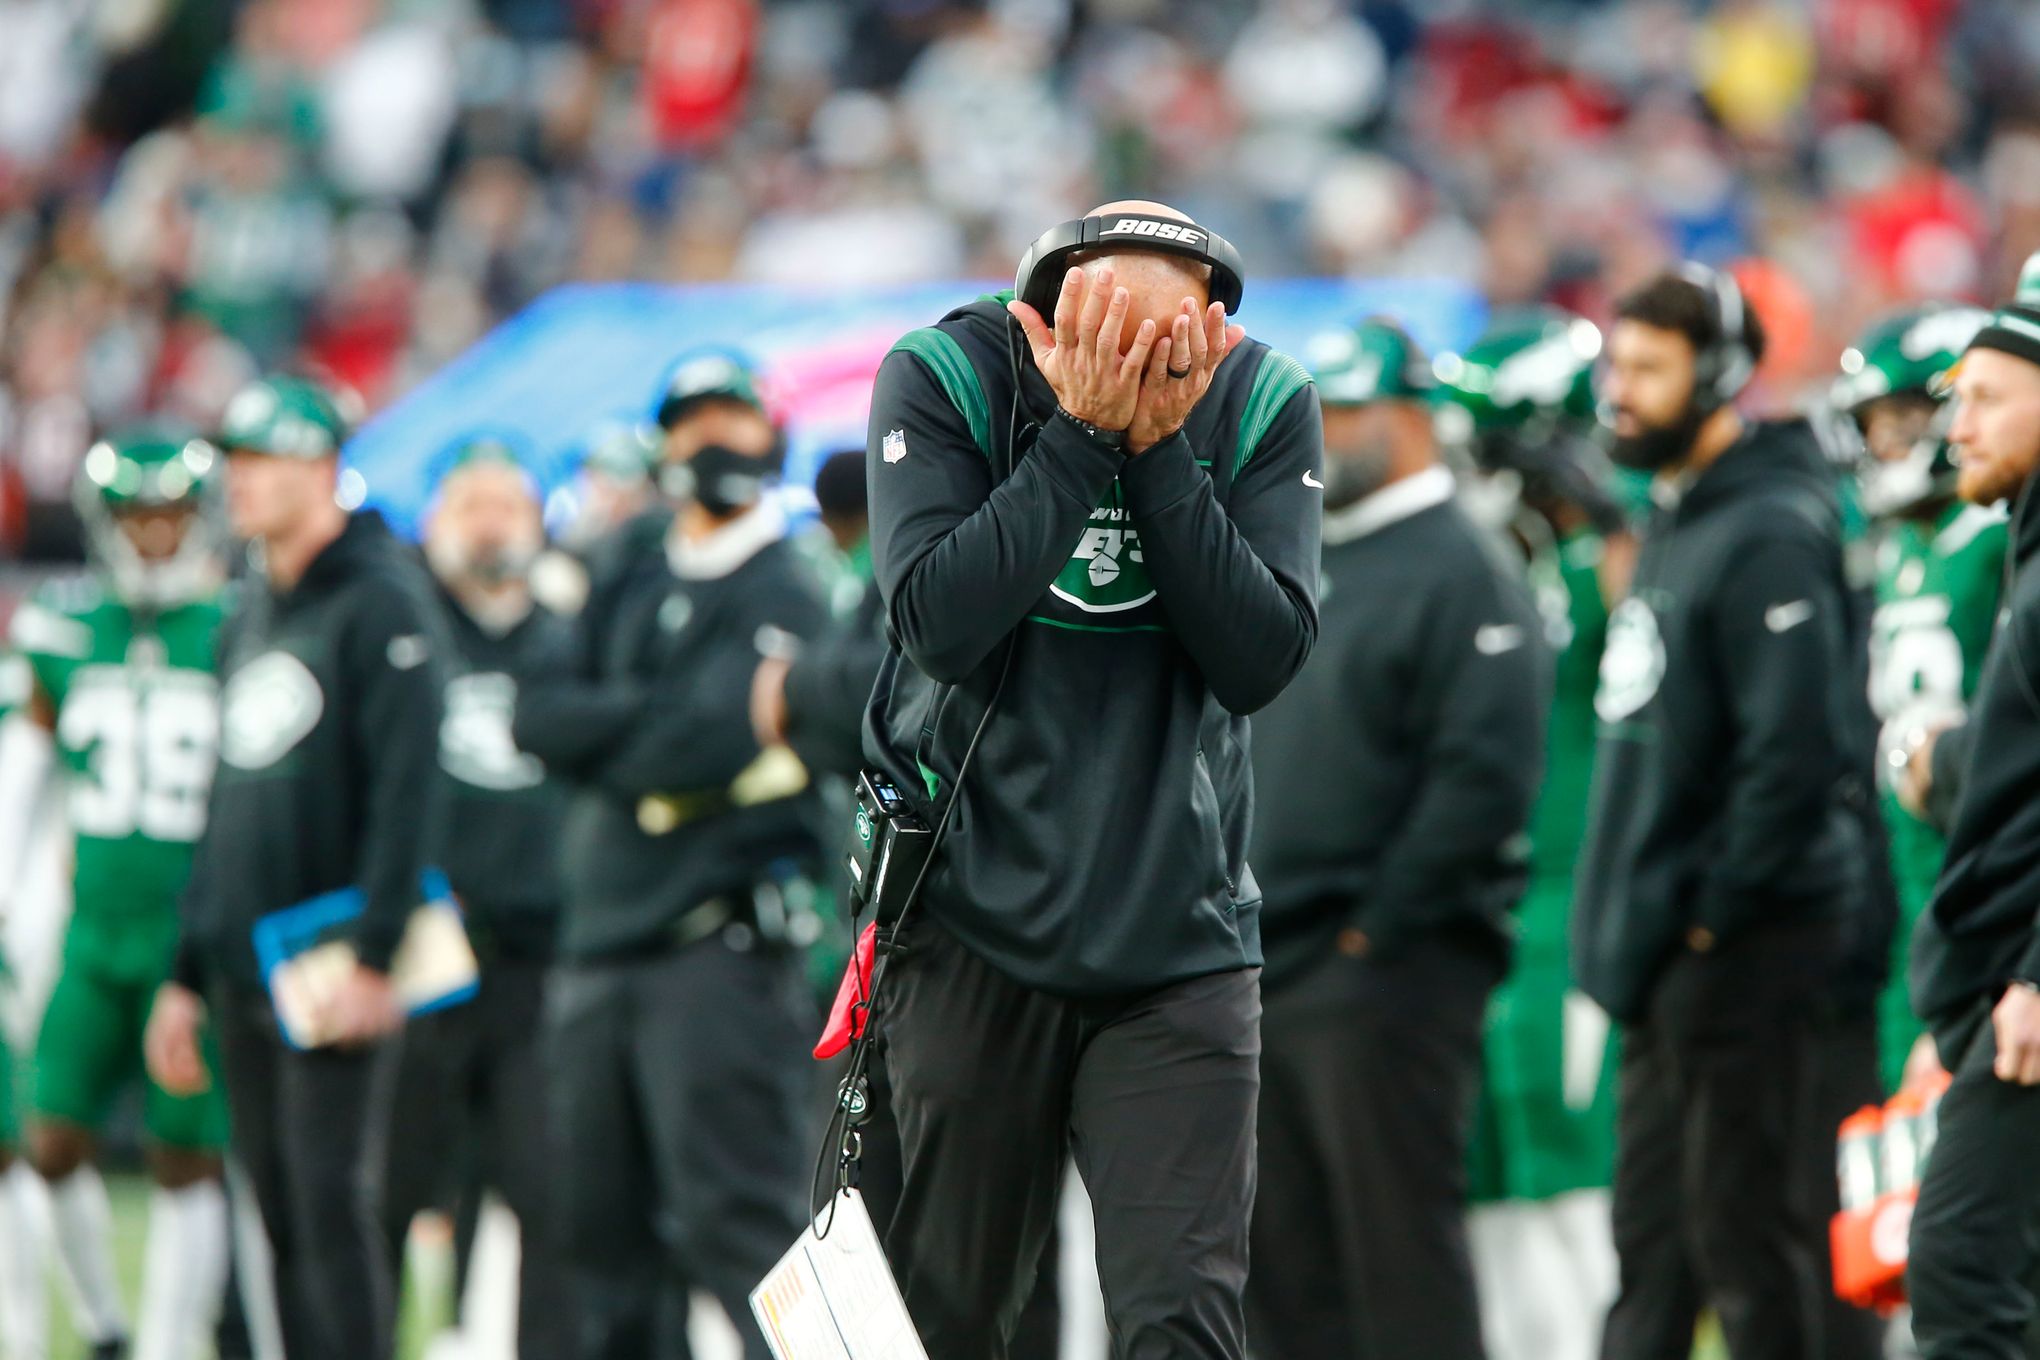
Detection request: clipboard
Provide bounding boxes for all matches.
[252,869,480,1050]
[750,1189,928,1360]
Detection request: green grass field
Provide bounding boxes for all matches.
[43,1173,453,1360]
[50,1174,1733,1360]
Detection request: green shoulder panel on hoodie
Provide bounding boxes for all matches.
[890,329,992,461]
[1237,350,1313,477]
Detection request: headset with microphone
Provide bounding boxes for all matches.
[1677,261,1757,414]
[1013,212,1246,320]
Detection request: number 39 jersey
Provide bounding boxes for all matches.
[8,577,223,980]
[1870,503,2007,905]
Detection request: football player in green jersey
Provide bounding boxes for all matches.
[1436,308,1627,1360]
[0,429,231,1360]
[1831,303,2005,1093]
[0,650,51,1360]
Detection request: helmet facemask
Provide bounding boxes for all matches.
[1853,394,1955,519]
[75,438,226,609]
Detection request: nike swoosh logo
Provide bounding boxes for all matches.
[1302,470,1324,490]
[1475,623,1525,655]
[1764,600,1815,633]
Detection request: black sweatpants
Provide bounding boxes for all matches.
[1810,1011,1888,1360]
[881,918,1260,1360]
[378,955,572,1359]
[1247,934,1500,1360]
[211,989,397,1360]
[545,936,814,1360]
[1600,923,1834,1360]
[852,1051,1065,1356]
[1909,1003,2040,1360]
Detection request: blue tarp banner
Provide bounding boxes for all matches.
[345,278,1486,536]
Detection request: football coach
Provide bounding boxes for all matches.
[860,199,1322,1358]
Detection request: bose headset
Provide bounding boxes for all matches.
[1677,261,1757,414]
[811,211,1250,1234]
[1014,211,1246,319]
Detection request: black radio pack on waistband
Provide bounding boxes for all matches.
[1013,212,1246,319]
[845,769,933,926]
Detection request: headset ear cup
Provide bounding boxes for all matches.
[1675,261,1753,411]
[1014,241,1042,314]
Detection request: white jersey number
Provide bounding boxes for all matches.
[1868,599,1963,723]
[59,668,218,842]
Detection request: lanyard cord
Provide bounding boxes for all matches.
[808,313,1037,1237]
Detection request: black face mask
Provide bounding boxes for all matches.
[469,540,539,587]
[1610,403,1708,472]
[1320,440,1395,510]
[662,443,779,517]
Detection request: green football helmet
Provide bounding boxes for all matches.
[575,419,660,485]
[1434,308,1623,532]
[73,428,225,607]
[217,375,352,459]
[1831,304,1990,517]
[1305,316,1435,408]
[1433,307,1601,439]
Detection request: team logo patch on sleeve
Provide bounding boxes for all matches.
[883,429,908,464]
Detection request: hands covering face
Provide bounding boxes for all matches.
[1010,266,1246,454]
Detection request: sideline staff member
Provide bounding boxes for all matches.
[1246,318,1549,1360]
[1577,269,1863,1360]
[865,200,1321,1357]
[514,355,826,1360]
[380,439,575,1358]
[1905,283,2040,1359]
[147,374,448,1360]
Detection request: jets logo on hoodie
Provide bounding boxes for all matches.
[220,650,324,770]
[1596,597,1666,723]
[1051,488,1156,614]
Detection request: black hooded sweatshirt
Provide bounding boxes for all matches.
[1574,420,1865,1023]
[513,506,829,960]
[433,583,576,959]
[1250,474,1551,986]
[1911,487,2040,1037]
[176,510,449,992]
[863,293,1322,997]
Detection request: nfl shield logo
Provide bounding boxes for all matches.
[883,428,908,464]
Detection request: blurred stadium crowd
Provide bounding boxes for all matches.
[7,0,2040,562]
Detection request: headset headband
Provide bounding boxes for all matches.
[1014,213,1246,319]
[1677,262,1755,411]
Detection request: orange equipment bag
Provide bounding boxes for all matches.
[1830,1069,1953,1313]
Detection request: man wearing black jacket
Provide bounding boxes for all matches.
[1577,270,1865,1360]
[1246,317,1550,1360]
[378,438,574,1357]
[145,374,448,1360]
[1904,291,2040,1360]
[755,448,886,780]
[512,358,827,1360]
[864,201,1321,1357]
